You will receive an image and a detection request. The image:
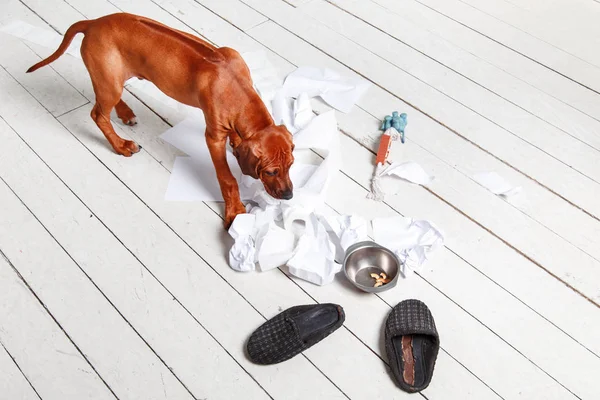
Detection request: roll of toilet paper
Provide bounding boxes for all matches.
[282,207,314,237]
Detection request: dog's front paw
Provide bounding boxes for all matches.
[224,203,246,230]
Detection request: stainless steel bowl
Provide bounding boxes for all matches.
[343,241,401,293]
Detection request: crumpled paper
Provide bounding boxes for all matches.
[287,214,340,286]
[372,216,445,276]
[473,172,522,197]
[319,214,369,262]
[282,66,371,113]
[381,161,434,186]
[293,92,313,130]
[255,223,296,272]
[228,214,257,272]
[227,110,346,285]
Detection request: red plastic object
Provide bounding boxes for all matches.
[375,134,392,165]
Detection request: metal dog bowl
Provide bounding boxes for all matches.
[343,241,401,293]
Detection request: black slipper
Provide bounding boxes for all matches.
[247,304,345,365]
[385,299,439,393]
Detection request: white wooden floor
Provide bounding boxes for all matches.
[1,0,600,399]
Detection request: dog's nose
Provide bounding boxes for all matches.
[281,190,293,200]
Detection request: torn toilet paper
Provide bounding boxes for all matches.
[158,113,325,202]
[473,172,522,197]
[226,111,345,285]
[319,214,369,263]
[372,216,444,277]
[381,161,434,186]
[282,66,371,113]
[287,214,339,286]
[228,214,257,272]
[255,223,296,272]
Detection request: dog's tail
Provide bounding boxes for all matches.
[26,20,92,73]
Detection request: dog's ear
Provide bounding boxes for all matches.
[233,140,261,179]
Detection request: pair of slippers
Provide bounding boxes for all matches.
[247,299,439,393]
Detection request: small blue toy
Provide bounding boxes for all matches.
[380,111,408,143]
[380,115,392,131]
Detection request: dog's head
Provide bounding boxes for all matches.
[233,125,295,200]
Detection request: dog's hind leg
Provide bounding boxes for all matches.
[87,73,140,156]
[115,99,137,126]
[90,90,140,156]
[82,44,140,156]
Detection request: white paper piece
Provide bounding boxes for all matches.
[271,91,314,134]
[291,111,341,200]
[282,67,370,113]
[372,216,444,276]
[165,157,223,201]
[282,206,314,237]
[255,223,296,271]
[228,214,257,272]
[224,110,344,285]
[0,20,83,59]
[320,214,369,262]
[473,172,522,197]
[381,161,434,186]
[249,205,282,233]
[160,117,244,201]
[293,92,313,130]
[271,90,294,130]
[287,214,340,285]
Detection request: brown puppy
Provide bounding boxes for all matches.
[27,13,294,228]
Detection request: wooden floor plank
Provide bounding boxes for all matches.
[3,0,600,399]
[456,0,600,69]
[181,0,268,31]
[0,251,114,400]
[14,3,510,397]
[320,0,600,154]
[0,173,179,399]
[368,0,600,123]
[513,0,600,39]
[32,6,596,400]
[0,328,42,400]
[59,0,600,396]
[409,0,600,93]
[0,39,87,117]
